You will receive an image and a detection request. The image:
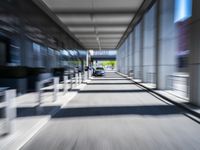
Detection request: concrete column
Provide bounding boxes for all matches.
[119,48,123,73]
[121,42,125,74]
[86,51,89,67]
[131,31,135,74]
[117,50,119,72]
[128,35,133,75]
[134,21,143,79]
[121,43,125,74]
[140,19,144,81]
[142,4,156,83]
[189,0,200,106]
[156,0,177,89]
[125,40,129,75]
[116,51,119,71]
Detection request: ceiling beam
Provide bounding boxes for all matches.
[116,0,156,49]
[85,47,117,49]
[73,31,124,35]
[66,23,128,27]
[53,9,137,15]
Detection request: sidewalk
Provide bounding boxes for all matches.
[20,72,200,150]
[117,72,200,119]
[0,82,86,150]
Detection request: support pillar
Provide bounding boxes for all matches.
[133,21,143,79]
[143,4,156,83]
[189,0,200,106]
[156,0,177,89]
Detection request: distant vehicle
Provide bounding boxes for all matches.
[85,66,89,71]
[93,67,105,76]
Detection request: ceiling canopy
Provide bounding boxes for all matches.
[41,0,144,50]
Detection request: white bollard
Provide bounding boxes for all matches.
[89,69,92,78]
[82,72,84,83]
[84,71,88,81]
[4,89,16,135]
[70,75,73,90]
[79,72,82,84]
[77,73,80,85]
[37,82,42,104]
[87,70,90,79]
[75,73,78,87]
[53,77,59,102]
[63,76,68,95]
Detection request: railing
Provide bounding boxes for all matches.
[68,71,86,90]
[147,72,156,84]
[0,88,16,136]
[37,71,88,103]
[128,70,134,77]
[167,73,190,98]
[133,71,142,81]
[37,77,59,104]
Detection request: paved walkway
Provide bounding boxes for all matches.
[0,81,84,150]
[22,72,200,150]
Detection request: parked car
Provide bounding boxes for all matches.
[93,67,105,76]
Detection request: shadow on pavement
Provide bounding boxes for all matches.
[17,105,61,117]
[87,83,134,85]
[52,104,183,118]
[92,79,127,80]
[79,89,148,93]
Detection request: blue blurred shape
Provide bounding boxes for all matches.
[174,0,192,23]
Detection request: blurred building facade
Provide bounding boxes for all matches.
[0,0,87,94]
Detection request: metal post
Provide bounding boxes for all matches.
[53,77,59,102]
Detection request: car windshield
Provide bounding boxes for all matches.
[96,67,104,71]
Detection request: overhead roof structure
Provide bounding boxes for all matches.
[38,0,153,50]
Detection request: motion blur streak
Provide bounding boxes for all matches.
[1,0,200,150]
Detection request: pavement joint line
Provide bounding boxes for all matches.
[61,83,87,108]
[116,71,200,120]
[15,117,50,150]
[17,90,81,149]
